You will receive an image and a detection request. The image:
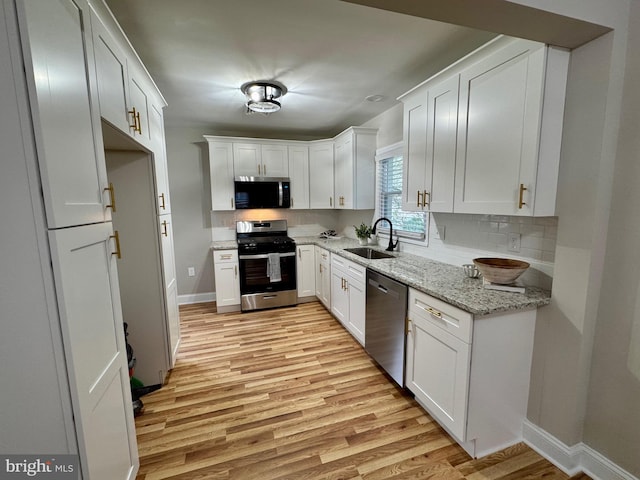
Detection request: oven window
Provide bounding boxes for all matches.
[239,255,296,294]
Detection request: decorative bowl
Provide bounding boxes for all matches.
[472,257,530,284]
[462,264,481,278]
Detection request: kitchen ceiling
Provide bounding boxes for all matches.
[104,0,496,140]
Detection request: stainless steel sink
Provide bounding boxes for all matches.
[343,247,395,259]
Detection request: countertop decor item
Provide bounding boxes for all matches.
[462,264,481,278]
[473,257,530,285]
[354,223,373,245]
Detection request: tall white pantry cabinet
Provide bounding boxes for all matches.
[0,1,177,479]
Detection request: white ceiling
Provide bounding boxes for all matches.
[104,0,497,139]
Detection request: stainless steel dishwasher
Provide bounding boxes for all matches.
[365,269,408,387]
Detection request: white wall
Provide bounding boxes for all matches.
[165,126,215,297]
[582,0,640,471]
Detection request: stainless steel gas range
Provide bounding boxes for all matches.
[236,219,297,311]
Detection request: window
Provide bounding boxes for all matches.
[376,150,426,240]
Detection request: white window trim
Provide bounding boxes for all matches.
[374,142,429,247]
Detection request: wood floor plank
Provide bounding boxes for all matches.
[134,301,591,480]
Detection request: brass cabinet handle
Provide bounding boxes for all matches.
[128,107,142,134]
[128,107,137,130]
[231,197,234,209]
[162,220,168,237]
[220,253,232,260]
[263,164,266,175]
[417,190,422,208]
[234,265,238,277]
[518,184,528,209]
[426,306,442,318]
[298,248,302,259]
[104,182,116,212]
[258,164,261,175]
[110,230,122,259]
[159,193,166,211]
[423,191,430,207]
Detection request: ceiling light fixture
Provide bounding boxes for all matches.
[241,81,287,114]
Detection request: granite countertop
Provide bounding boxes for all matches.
[210,236,551,316]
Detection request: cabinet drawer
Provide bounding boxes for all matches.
[408,288,473,343]
[213,249,238,264]
[315,246,330,264]
[331,253,366,282]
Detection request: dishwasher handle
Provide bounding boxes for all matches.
[368,277,400,300]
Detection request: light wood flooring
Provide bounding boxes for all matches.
[134,301,591,480]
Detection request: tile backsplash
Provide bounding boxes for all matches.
[430,213,558,262]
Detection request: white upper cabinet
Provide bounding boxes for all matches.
[91,6,153,148]
[20,0,109,229]
[206,127,376,211]
[401,89,428,212]
[455,40,546,216]
[401,76,459,213]
[261,143,289,177]
[126,65,152,147]
[91,8,129,134]
[233,142,289,177]
[149,101,171,214]
[454,39,569,216]
[233,142,261,176]
[206,138,235,211]
[309,140,335,209]
[333,127,377,209]
[427,76,459,213]
[288,145,310,209]
[400,36,568,217]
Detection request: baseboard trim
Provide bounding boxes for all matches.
[523,420,638,480]
[178,292,216,305]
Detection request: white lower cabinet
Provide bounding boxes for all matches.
[49,223,138,480]
[213,249,241,312]
[296,244,316,299]
[330,254,366,345]
[406,288,537,458]
[315,246,331,309]
[159,215,180,366]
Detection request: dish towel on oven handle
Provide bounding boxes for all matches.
[267,253,282,282]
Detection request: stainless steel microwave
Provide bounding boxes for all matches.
[234,176,291,209]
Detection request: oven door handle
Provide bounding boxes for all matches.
[238,252,296,260]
